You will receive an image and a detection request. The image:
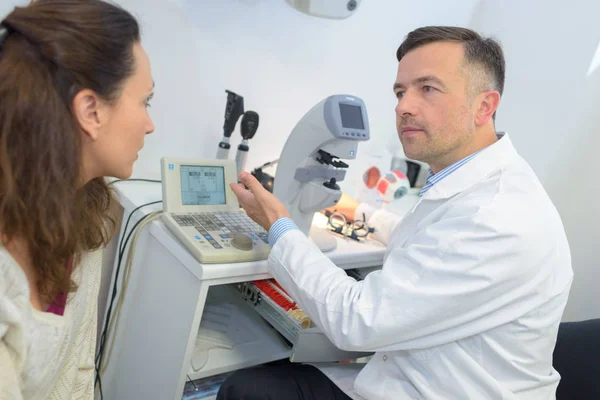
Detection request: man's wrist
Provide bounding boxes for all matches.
[268,212,291,231]
[268,217,299,247]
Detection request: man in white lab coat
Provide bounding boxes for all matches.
[218,26,573,400]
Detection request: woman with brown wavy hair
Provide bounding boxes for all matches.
[0,0,155,398]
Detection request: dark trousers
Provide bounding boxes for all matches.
[217,363,353,400]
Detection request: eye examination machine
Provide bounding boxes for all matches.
[273,94,369,250]
[160,158,270,263]
[159,94,369,263]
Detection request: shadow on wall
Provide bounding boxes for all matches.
[469,0,600,321]
[552,68,600,322]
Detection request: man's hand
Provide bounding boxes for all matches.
[324,192,359,222]
[230,172,291,231]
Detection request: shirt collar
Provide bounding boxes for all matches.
[420,133,519,200]
[419,149,483,196]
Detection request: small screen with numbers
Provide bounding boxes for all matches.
[180,165,226,205]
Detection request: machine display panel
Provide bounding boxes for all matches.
[180,165,226,205]
[339,103,365,129]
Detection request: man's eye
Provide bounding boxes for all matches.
[395,91,405,98]
[423,86,435,93]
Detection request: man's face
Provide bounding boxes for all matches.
[394,41,476,172]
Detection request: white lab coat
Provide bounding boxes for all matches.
[268,134,573,400]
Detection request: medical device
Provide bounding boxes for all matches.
[235,111,259,176]
[375,169,410,202]
[285,0,361,19]
[160,157,270,263]
[251,159,278,193]
[217,90,245,160]
[247,279,312,329]
[273,94,369,250]
[235,279,373,362]
[325,210,374,241]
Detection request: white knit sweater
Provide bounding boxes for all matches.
[0,245,102,400]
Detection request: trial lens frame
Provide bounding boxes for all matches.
[325,210,375,241]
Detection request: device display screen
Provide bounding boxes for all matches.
[180,165,226,205]
[339,103,365,129]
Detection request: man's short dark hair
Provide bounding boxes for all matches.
[397,26,505,102]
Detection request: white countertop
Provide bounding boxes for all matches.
[112,181,392,281]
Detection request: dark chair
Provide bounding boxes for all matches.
[553,318,600,399]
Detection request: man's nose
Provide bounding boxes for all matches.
[395,90,418,117]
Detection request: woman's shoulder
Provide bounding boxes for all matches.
[0,246,29,305]
[0,247,31,355]
[82,248,103,266]
[72,248,103,282]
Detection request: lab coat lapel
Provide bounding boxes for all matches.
[384,133,520,255]
[422,133,519,201]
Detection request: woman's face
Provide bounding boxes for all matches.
[82,42,155,180]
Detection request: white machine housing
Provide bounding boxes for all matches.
[161,157,270,263]
[273,95,369,235]
[285,0,361,19]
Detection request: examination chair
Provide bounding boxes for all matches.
[552,318,600,399]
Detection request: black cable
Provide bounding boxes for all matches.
[96,200,162,363]
[96,370,103,400]
[117,200,162,258]
[109,178,161,185]
[95,203,161,393]
[187,375,199,391]
[94,200,162,395]
[256,158,279,169]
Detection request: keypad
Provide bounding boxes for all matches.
[172,212,268,249]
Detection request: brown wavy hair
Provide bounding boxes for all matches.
[0,0,140,304]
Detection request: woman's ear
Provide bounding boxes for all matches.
[73,89,107,141]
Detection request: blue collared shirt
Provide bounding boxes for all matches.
[419,150,482,196]
[268,217,299,247]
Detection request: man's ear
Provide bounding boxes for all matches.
[73,89,106,141]
[475,90,501,126]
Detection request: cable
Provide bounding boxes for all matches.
[96,370,103,399]
[100,211,162,376]
[96,201,161,365]
[118,200,162,257]
[96,184,162,371]
[187,375,199,392]
[95,206,161,398]
[251,159,279,193]
[257,158,279,169]
[109,178,161,185]
[94,200,162,398]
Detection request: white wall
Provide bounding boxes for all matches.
[468,0,600,321]
[117,0,480,191]
[1,0,597,321]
